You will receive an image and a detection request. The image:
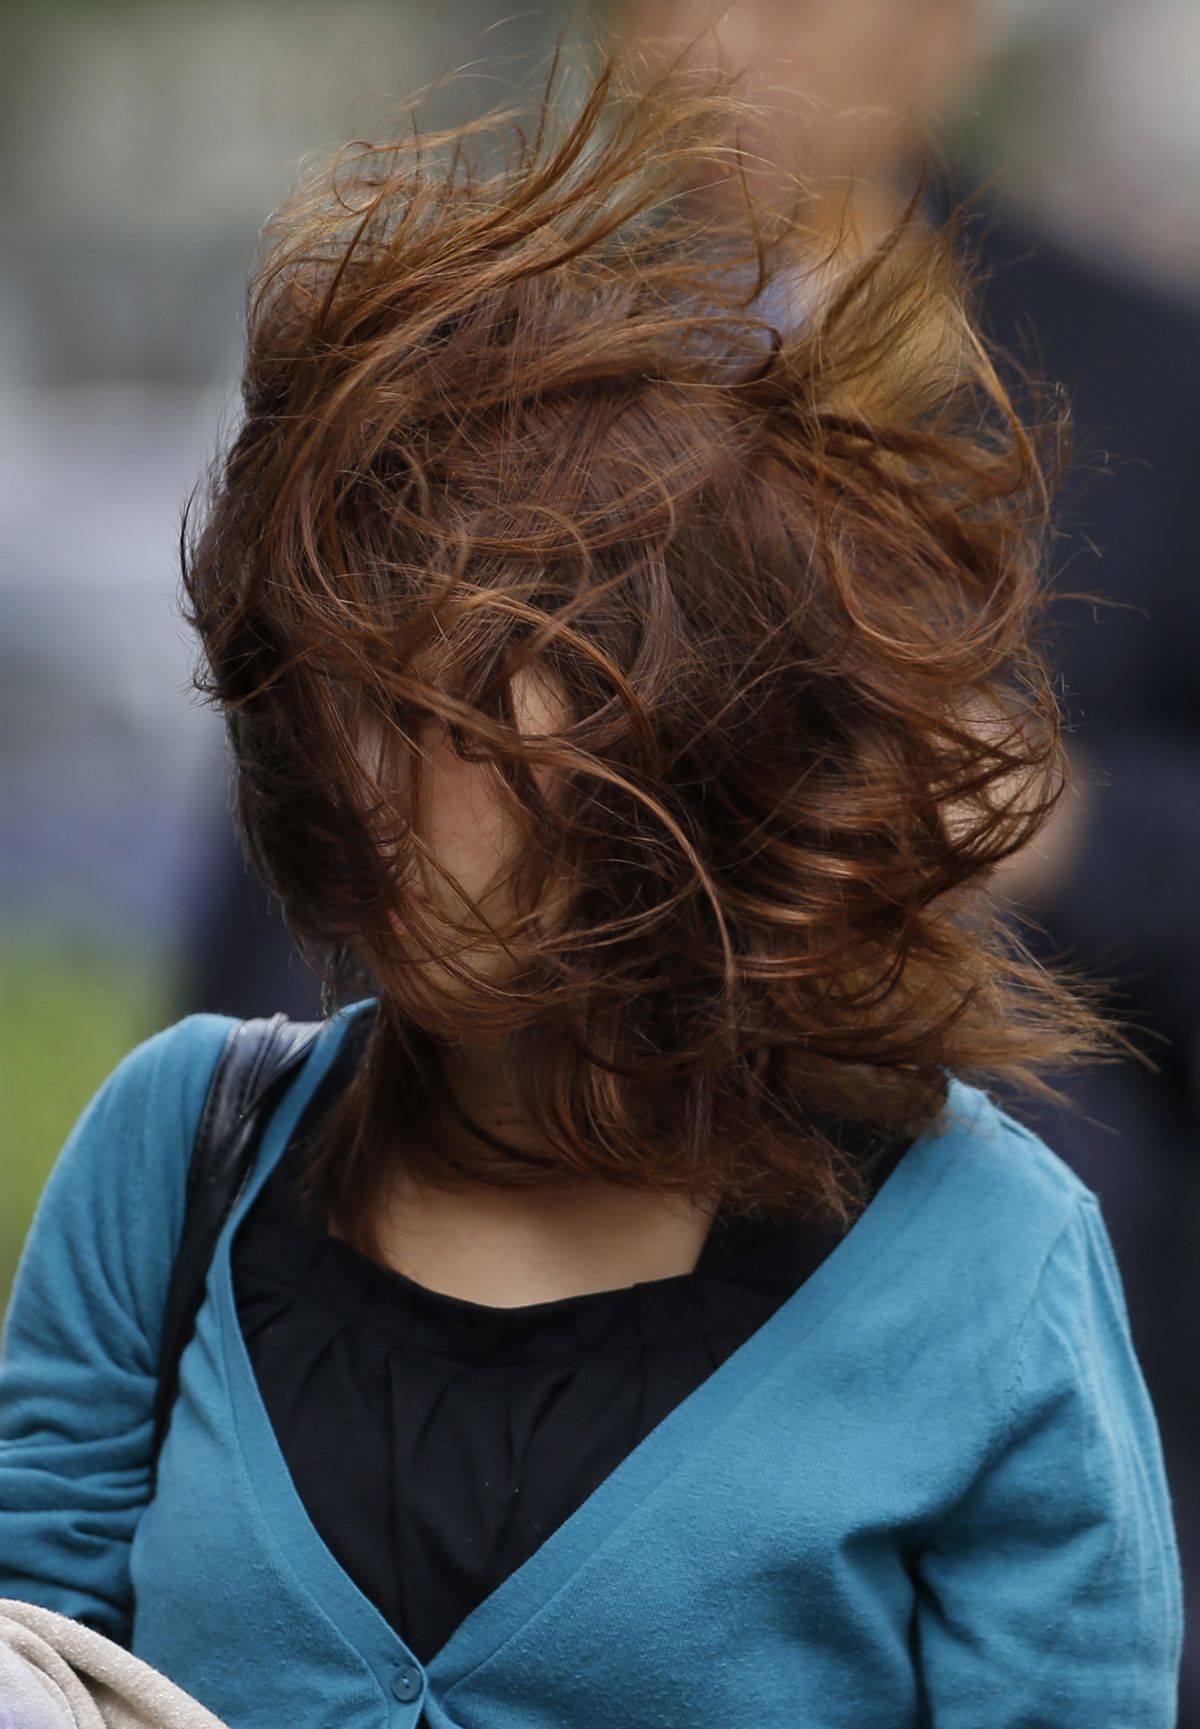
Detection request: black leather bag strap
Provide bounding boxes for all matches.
[150,1012,324,1478]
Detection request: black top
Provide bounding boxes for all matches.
[232,1025,910,1666]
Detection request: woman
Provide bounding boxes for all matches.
[0,56,1182,1729]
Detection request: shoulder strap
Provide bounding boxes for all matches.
[151,1012,324,1477]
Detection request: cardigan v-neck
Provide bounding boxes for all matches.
[0,1004,1182,1728]
[231,1010,911,1668]
[212,1002,966,1693]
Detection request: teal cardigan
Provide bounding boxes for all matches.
[0,1004,1183,1728]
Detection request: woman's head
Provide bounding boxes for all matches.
[182,51,1105,1240]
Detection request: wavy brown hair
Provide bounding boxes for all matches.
[181,52,1114,1251]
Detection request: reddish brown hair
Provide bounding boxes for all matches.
[181,54,1111,1248]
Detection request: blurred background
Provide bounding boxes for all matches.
[2,0,1197,1713]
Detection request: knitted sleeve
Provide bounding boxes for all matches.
[0,1016,233,1643]
[913,1191,1183,1726]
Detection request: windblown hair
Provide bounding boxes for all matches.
[182,53,1111,1249]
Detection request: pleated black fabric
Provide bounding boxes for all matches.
[233,1019,910,1666]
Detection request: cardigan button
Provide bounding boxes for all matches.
[392,1663,423,1704]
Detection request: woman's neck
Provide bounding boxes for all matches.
[438,1035,545,1161]
[367,1035,717,1308]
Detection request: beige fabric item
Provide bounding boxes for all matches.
[0,1601,228,1729]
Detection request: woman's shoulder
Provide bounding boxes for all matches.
[4,1016,246,1392]
[105,1012,240,1104]
[26,1015,241,1251]
[937,1076,1093,1211]
[903,1076,1107,1314]
[846,1079,1155,1480]
[89,1007,360,1199]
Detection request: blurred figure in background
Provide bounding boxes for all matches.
[178,0,1199,1707]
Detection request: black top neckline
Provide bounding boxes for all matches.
[252,1001,909,1362]
[245,1145,845,1365]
